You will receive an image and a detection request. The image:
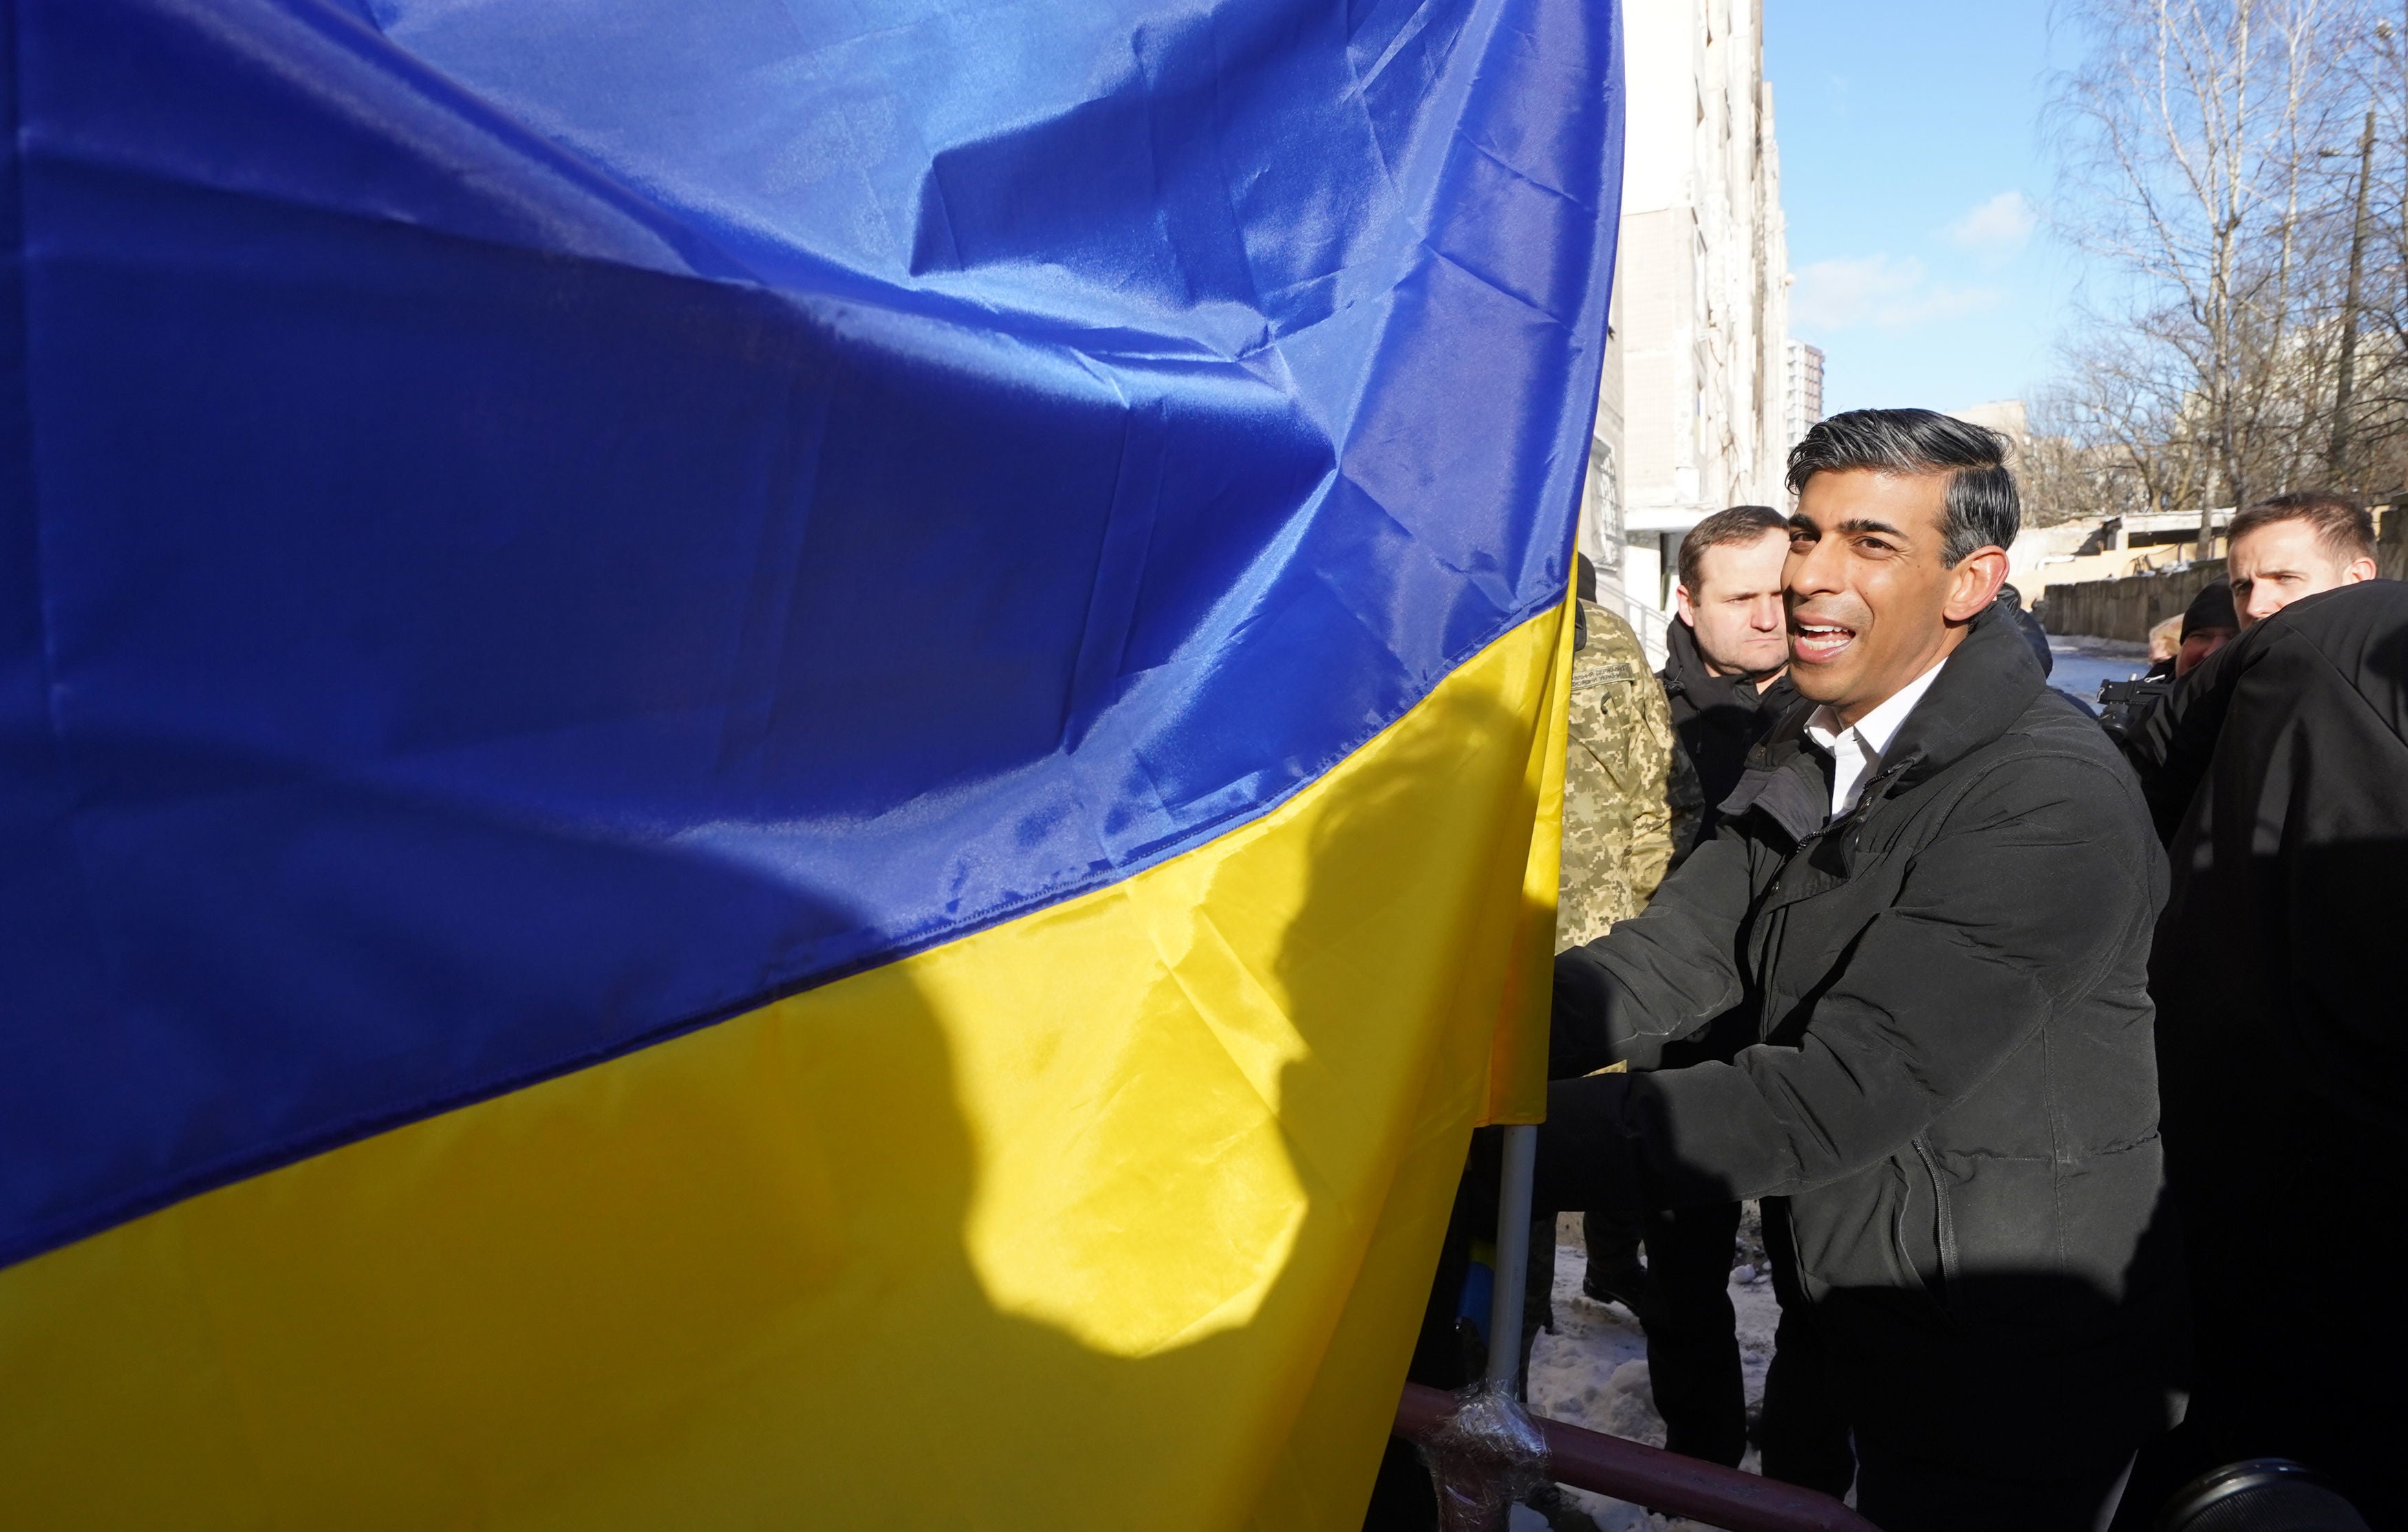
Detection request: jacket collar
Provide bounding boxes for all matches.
[1720,603,2045,839]
[1659,614,1714,698]
[1662,614,1796,710]
[1717,738,1829,845]
[1872,601,2046,791]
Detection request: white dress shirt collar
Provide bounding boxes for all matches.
[1802,656,1948,822]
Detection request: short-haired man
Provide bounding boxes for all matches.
[1584,504,1799,1473]
[2226,491,2378,627]
[1563,506,1792,1467]
[2123,495,2378,831]
[1662,506,1797,857]
[1536,410,2176,1529]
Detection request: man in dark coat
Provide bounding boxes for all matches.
[2124,496,2380,834]
[2113,581,2407,1527]
[1659,505,1798,862]
[2169,578,2238,678]
[2102,581,2239,752]
[1538,410,2179,1530]
[1578,505,1797,1471]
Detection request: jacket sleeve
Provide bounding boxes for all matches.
[1613,751,2164,1203]
[1549,822,1757,1078]
[1621,675,1679,907]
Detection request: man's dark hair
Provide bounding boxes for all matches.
[1677,504,1787,594]
[1785,407,2020,565]
[2229,490,2375,563]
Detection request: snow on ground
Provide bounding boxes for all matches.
[1509,1207,1781,1532]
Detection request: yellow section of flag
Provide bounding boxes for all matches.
[0,598,1571,1531]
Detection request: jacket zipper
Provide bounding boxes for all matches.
[1911,1136,1959,1301]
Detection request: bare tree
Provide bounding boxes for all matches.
[2047,0,2363,548]
[2331,8,2408,496]
[2028,332,2214,524]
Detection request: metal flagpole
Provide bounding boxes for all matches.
[1484,1124,1538,1392]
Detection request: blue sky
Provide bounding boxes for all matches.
[1766,1,2088,414]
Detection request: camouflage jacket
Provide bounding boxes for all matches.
[1556,599,1682,949]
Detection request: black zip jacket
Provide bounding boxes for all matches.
[1540,605,2178,1493]
[2122,581,2407,1522]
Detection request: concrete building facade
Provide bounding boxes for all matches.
[1580,0,1798,661]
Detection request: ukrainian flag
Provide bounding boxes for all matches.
[0,0,1624,1524]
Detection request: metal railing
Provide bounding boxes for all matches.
[1393,1381,1880,1532]
[1406,1108,1877,1532]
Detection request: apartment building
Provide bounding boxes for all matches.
[1580,0,1798,660]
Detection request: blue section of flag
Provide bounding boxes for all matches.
[0,0,1622,1264]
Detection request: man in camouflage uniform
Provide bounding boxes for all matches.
[1554,591,1681,947]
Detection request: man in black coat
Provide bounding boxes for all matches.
[1659,504,1799,864]
[1538,410,2179,1530]
[2124,497,2380,837]
[2100,582,2239,756]
[1589,504,1801,1475]
[1655,509,1845,1490]
[2114,581,2407,1528]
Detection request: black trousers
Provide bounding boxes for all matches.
[1789,1222,2171,1532]
[1853,1441,2133,1532]
[1582,1199,1640,1271]
[1637,1200,1746,1466]
[1758,1196,1854,1497]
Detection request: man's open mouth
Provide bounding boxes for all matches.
[1792,622,1856,662]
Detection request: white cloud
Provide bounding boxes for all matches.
[1943,191,2036,262]
[1789,255,2003,332]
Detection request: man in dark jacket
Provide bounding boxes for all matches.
[2112,581,2407,1528]
[2101,581,2239,753]
[2226,490,2380,628]
[1660,504,1798,861]
[2168,578,2238,678]
[2123,496,2380,836]
[1538,410,2178,1530]
[1587,505,1799,1473]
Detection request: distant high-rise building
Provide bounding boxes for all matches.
[1578,0,1794,662]
[1784,340,1824,451]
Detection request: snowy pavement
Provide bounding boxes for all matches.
[1512,1208,1783,1532]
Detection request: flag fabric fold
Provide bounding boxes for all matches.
[0,0,1623,1523]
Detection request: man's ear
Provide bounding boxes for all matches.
[1942,545,2010,624]
[1673,583,1698,625]
[2345,556,2379,584]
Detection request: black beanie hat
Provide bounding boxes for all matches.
[2181,578,2237,640]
